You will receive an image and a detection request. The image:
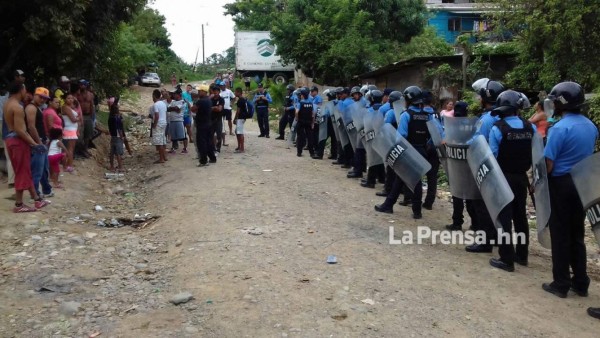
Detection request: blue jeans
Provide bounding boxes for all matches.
[31,149,52,196]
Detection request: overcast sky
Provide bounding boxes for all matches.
[149,0,236,65]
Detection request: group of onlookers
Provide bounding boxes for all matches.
[0,69,110,212]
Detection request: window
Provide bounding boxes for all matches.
[448,18,461,31]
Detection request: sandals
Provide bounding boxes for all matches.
[13,204,37,213]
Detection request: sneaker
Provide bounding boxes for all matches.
[197,163,209,167]
[214,151,219,157]
[34,199,51,209]
[234,149,244,153]
[13,204,37,213]
[209,159,217,163]
[43,192,55,198]
[66,166,74,173]
[168,149,176,154]
[181,149,188,154]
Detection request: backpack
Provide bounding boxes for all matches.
[245,100,255,119]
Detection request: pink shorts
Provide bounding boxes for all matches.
[48,153,65,174]
[63,129,78,140]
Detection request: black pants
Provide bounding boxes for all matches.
[497,172,530,265]
[343,144,354,165]
[452,197,478,228]
[196,126,216,164]
[383,166,396,193]
[423,148,440,207]
[327,118,338,158]
[278,112,294,138]
[256,108,269,136]
[472,199,497,245]
[367,164,386,184]
[296,122,314,156]
[548,174,589,293]
[382,174,422,214]
[212,119,223,151]
[353,148,366,173]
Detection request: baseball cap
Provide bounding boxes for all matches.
[79,79,89,86]
[197,84,209,92]
[60,76,70,82]
[34,87,50,99]
[14,69,25,77]
[257,83,263,88]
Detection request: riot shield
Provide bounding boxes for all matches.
[342,103,358,150]
[392,98,406,128]
[316,106,328,143]
[531,133,551,249]
[326,102,340,143]
[443,117,481,200]
[426,120,447,173]
[571,152,600,246]
[350,103,366,149]
[372,124,431,192]
[363,109,384,167]
[467,135,515,229]
[333,104,350,147]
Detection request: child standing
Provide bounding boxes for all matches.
[47,128,68,188]
[108,102,126,171]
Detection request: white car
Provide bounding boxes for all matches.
[140,73,161,87]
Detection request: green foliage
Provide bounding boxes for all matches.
[586,89,600,151]
[226,0,430,85]
[426,63,462,87]
[396,27,454,61]
[0,0,146,91]
[484,0,600,91]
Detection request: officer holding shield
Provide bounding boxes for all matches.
[375,86,430,219]
[421,90,440,210]
[445,101,480,231]
[295,88,315,157]
[465,79,505,253]
[541,82,598,298]
[361,90,386,188]
[378,91,406,198]
[487,90,536,272]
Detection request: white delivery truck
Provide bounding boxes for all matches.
[235,31,295,84]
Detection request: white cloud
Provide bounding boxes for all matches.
[149,0,236,64]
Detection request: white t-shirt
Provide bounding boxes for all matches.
[220,89,235,110]
[153,100,168,127]
[48,139,61,156]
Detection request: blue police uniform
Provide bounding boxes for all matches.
[489,115,537,268]
[379,102,391,117]
[544,112,598,294]
[476,110,499,142]
[253,90,272,137]
[295,98,315,157]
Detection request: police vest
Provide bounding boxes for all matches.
[255,92,269,108]
[495,118,534,173]
[407,110,430,146]
[298,102,314,123]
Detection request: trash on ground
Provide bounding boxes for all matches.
[327,255,337,264]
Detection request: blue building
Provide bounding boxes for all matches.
[426,0,492,44]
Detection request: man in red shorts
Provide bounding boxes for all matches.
[2,82,50,212]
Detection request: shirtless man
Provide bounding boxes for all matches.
[3,82,50,212]
[75,79,95,157]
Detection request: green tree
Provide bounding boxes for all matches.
[239,0,430,85]
[484,0,600,91]
[0,0,146,92]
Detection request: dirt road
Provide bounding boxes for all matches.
[1,86,600,337]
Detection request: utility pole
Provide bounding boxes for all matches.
[193,47,199,72]
[202,24,205,65]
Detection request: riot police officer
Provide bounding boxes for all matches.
[541,82,598,298]
[361,89,386,188]
[337,87,355,169]
[465,79,505,253]
[378,91,405,197]
[295,88,315,157]
[348,86,366,178]
[487,90,537,272]
[375,86,430,219]
[421,90,440,210]
[446,101,480,231]
[310,86,324,157]
[277,84,297,140]
[314,89,337,159]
